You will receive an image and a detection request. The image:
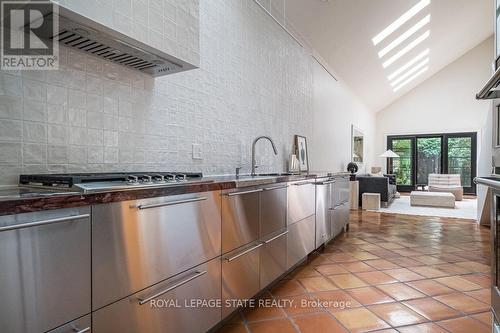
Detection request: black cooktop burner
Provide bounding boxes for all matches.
[19,172,203,187]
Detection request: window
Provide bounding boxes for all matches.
[387,132,477,194]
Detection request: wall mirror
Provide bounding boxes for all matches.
[351,125,364,163]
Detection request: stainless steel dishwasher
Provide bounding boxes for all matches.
[221,187,261,254]
[260,184,287,236]
[315,177,335,248]
[287,180,316,269]
[221,184,288,316]
[0,207,91,333]
[260,185,288,288]
[331,176,350,237]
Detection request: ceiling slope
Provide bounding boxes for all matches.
[285,0,493,111]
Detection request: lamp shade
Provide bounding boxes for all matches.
[380,149,399,158]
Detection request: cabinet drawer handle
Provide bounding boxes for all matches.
[227,189,263,196]
[132,197,207,210]
[0,214,90,232]
[264,230,289,243]
[137,270,208,305]
[225,243,263,262]
[318,180,335,185]
[263,185,288,191]
[73,327,91,333]
[293,182,313,186]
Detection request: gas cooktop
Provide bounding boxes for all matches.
[19,172,211,194]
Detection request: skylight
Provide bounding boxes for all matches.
[382,30,430,68]
[393,66,429,92]
[390,58,429,86]
[388,49,429,80]
[378,15,430,58]
[372,0,432,93]
[372,0,431,46]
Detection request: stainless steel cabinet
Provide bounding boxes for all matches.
[496,0,500,59]
[287,215,315,269]
[0,207,91,333]
[331,205,343,238]
[315,178,334,248]
[331,176,350,239]
[222,241,262,317]
[338,176,350,203]
[93,257,221,333]
[261,185,287,236]
[288,181,315,224]
[260,228,288,288]
[47,315,91,333]
[92,191,221,309]
[222,187,261,254]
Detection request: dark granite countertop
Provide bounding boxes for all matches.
[0,171,349,216]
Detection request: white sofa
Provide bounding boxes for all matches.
[428,174,463,201]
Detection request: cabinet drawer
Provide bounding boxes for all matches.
[288,181,315,224]
[93,257,221,333]
[315,182,333,249]
[260,229,288,288]
[0,207,91,333]
[92,191,221,309]
[339,177,350,204]
[261,185,287,237]
[222,187,261,254]
[222,241,261,317]
[331,207,343,239]
[331,203,349,238]
[287,215,315,269]
[47,314,91,333]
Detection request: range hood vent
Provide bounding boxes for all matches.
[476,66,500,100]
[34,6,195,77]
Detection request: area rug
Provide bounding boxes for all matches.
[377,196,477,220]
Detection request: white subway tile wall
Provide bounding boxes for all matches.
[0,0,313,185]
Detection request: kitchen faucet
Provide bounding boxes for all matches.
[251,136,278,176]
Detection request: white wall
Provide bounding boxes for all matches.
[310,59,376,173]
[375,37,494,221]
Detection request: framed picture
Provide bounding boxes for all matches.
[294,135,309,172]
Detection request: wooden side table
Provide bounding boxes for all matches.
[349,180,359,210]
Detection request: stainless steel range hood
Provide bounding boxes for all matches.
[476,66,500,99]
[34,5,196,76]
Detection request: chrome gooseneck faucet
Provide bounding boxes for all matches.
[251,136,278,176]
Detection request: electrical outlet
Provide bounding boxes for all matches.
[192,143,202,160]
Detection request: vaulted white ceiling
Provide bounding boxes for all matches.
[284,0,493,111]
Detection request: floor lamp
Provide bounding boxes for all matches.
[380,149,400,198]
[380,149,400,173]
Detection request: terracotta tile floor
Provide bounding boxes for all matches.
[216,211,491,333]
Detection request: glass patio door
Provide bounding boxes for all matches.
[444,134,476,194]
[388,137,415,192]
[416,137,442,187]
[387,132,477,194]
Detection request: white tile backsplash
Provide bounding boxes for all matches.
[0,0,312,185]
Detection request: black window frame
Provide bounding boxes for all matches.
[387,132,477,195]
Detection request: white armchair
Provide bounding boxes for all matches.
[428,174,463,201]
